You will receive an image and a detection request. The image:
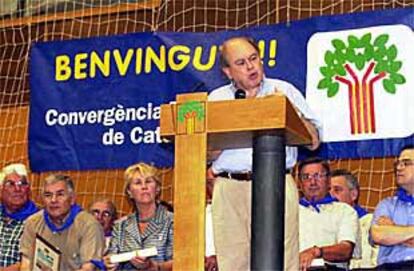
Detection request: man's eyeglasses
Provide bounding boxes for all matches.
[43,191,69,200]
[394,159,414,169]
[3,179,29,189]
[299,172,329,182]
[91,209,112,218]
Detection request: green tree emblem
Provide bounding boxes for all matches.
[177,101,205,134]
[317,33,406,134]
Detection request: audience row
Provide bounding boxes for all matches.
[0,144,413,271]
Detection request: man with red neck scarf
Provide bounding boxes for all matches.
[0,163,38,271]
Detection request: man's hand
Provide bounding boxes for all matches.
[0,263,20,271]
[207,166,216,178]
[103,255,119,271]
[19,257,31,271]
[205,255,218,271]
[266,89,321,151]
[302,118,320,150]
[77,262,96,271]
[206,166,217,203]
[403,237,414,248]
[376,216,394,226]
[299,247,320,271]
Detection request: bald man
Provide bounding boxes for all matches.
[208,36,321,271]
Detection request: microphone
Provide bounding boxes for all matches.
[235,89,246,99]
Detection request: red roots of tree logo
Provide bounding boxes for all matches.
[317,33,406,135]
[335,62,386,134]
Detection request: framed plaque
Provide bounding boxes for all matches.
[33,234,61,271]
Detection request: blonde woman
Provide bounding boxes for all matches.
[105,163,173,271]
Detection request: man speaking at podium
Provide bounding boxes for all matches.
[207,36,321,271]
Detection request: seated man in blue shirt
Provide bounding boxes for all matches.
[370,145,414,270]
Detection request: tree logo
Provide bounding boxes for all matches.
[306,24,414,143]
[177,101,205,134]
[317,33,406,135]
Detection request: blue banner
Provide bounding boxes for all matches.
[29,7,414,172]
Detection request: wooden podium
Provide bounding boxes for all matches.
[160,92,312,271]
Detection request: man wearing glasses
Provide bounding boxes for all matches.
[20,174,105,271]
[297,157,359,271]
[370,145,414,270]
[88,198,118,251]
[0,163,38,271]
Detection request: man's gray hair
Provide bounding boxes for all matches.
[331,169,359,191]
[2,163,28,178]
[43,174,75,193]
[88,198,118,219]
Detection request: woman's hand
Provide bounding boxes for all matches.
[130,256,159,270]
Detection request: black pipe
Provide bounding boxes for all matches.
[251,133,286,270]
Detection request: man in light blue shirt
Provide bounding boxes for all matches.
[208,36,321,271]
[371,145,414,270]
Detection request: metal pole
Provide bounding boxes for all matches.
[251,133,286,270]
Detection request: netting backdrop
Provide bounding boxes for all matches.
[0,0,412,216]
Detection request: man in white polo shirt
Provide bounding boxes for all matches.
[298,157,359,271]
